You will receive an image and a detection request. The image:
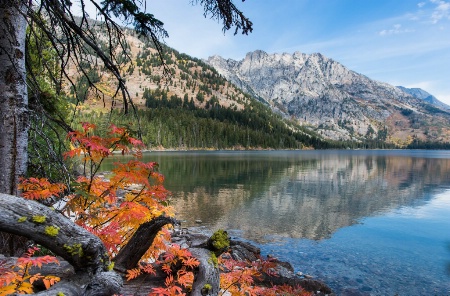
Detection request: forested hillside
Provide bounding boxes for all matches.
[68,30,324,149]
[70,28,405,149]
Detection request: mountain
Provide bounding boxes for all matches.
[397,86,449,110]
[206,50,450,146]
[70,33,344,150]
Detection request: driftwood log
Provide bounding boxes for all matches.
[0,193,122,295]
[0,193,333,295]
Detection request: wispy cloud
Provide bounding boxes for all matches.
[378,24,415,36]
[418,2,427,8]
[430,0,450,23]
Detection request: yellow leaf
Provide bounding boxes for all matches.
[0,285,18,296]
[17,281,34,293]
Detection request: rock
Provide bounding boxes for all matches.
[172,228,335,295]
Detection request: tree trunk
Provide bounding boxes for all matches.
[189,248,220,296]
[0,0,30,256]
[0,0,29,197]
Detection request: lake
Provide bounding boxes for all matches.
[102,150,450,295]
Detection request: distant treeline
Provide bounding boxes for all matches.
[77,94,403,150]
[406,140,450,150]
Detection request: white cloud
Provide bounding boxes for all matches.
[405,81,435,90]
[430,0,450,23]
[418,2,427,8]
[378,24,415,36]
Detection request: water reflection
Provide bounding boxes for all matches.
[102,151,450,242]
[102,150,450,294]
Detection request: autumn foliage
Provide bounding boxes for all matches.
[1,122,311,295]
[2,123,199,295]
[0,247,60,295]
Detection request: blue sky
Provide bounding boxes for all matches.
[78,0,450,104]
[139,0,450,104]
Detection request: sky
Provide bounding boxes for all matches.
[88,0,450,104]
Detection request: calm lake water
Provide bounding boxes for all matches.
[102,150,450,295]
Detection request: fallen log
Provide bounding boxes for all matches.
[0,193,122,295]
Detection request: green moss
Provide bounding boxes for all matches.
[107,262,115,271]
[32,215,46,223]
[201,283,213,295]
[17,216,27,222]
[208,252,218,268]
[56,292,66,296]
[44,225,59,237]
[210,229,230,251]
[64,243,84,257]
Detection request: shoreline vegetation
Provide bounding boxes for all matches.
[171,228,335,296]
[0,226,334,295]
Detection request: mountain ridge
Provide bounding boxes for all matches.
[68,21,450,148]
[206,50,450,145]
[397,86,449,110]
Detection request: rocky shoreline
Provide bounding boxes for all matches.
[0,226,334,295]
[171,227,335,296]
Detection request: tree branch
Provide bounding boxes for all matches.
[114,215,177,272]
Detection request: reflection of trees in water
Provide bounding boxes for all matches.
[171,153,450,242]
[103,152,450,242]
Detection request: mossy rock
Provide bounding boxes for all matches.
[207,229,230,254]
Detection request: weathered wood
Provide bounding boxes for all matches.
[0,194,109,271]
[114,216,177,272]
[0,193,122,295]
[189,248,220,296]
[0,195,334,295]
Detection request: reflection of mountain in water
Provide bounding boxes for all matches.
[102,151,450,242]
[219,156,450,241]
[167,152,450,242]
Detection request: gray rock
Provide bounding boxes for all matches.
[206,50,450,143]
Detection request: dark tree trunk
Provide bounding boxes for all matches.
[114,216,177,272]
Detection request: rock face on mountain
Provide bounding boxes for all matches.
[397,86,449,110]
[207,50,450,144]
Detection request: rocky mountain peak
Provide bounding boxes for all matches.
[207,50,450,144]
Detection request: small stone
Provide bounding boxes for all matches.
[195,220,202,223]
